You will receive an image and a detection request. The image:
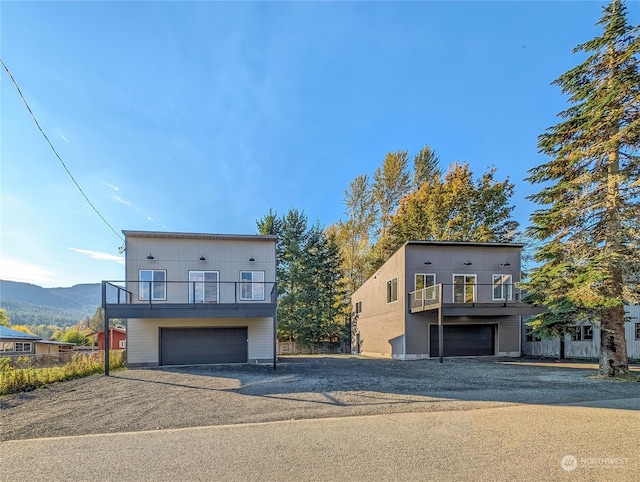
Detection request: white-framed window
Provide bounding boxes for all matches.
[415,273,436,291]
[493,274,513,301]
[139,270,166,301]
[354,301,362,314]
[453,274,476,303]
[386,277,398,303]
[189,270,219,303]
[0,342,15,352]
[571,325,593,341]
[14,342,32,352]
[240,271,265,301]
[119,340,126,349]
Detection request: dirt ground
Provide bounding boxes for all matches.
[1,355,639,441]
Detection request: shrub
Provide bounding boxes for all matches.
[0,351,126,395]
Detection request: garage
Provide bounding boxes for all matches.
[160,327,248,365]
[429,324,495,357]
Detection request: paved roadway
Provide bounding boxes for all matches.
[2,400,639,481]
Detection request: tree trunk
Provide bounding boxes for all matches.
[599,304,628,376]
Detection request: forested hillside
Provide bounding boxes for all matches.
[0,280,100,327]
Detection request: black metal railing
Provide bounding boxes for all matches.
[409,283,521,311]
[103,280,277,307]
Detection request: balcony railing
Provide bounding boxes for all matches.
[409,283,521,312]
[103,280,277,307]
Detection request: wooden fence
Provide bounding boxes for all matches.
[277,341,350,356]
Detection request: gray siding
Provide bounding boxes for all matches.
[352,248,406,358]
[353,242,523,359]
[405,243,522,303]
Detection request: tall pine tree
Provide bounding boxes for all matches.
[524,0,640,377]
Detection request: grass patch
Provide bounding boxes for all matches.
[0,351,126,395]
[589,372,640,382]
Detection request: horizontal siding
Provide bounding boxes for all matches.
[127,317,274,365]
[405,312,435,356]
[357,312,405,358]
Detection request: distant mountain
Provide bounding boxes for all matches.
[0,280,101,327]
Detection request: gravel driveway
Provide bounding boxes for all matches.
[2,355,639,441]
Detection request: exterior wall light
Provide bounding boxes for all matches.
[147,254,154,260]
[463,261,472,266]
[249,257,255,262]
[200,255,206,261]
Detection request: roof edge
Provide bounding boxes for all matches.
[405,240,525,248]
[123,230,277,242]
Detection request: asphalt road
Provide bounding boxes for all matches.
[2,402,639,481]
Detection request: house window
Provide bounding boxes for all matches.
[386,277,398,303]
[189,271,219,303]
[415,273,435,291]
[636,323,640,341]
[240,271,265,301]
[493,274,513,301]
[453,275,476,303]
[354,301,362,314]
[14,342,32,352]
[119,340,126,349]
[0,342,15,352]
[571,325,593,341]
[139,270,166,301]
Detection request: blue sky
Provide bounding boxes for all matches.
[2,1,634,288]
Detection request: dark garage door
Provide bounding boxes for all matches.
[160,327,248,365]
[430,324,495,357]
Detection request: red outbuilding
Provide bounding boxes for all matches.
[90,327,126,350]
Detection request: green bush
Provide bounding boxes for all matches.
[0,351,126,395]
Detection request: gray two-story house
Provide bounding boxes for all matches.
[103,230,277,368]
[352,241,540,359]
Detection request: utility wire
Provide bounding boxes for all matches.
[1,58,124,242]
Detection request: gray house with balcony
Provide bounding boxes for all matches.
[103,230,277,368]
[351,241,541,359]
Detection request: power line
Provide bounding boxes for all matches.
[1,58,124,242]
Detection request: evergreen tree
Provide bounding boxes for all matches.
[523,0,640,377]
[372,150,411,237]
[258,209,348,347]
[412,144,442,191]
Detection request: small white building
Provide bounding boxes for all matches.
[522,305,640,359]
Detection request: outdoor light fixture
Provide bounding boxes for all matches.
[463,261,472,266]
[424,260,432,265]
[501,262,511,266]
[249,257,255,262]
[146,254,154,260]
[200,255,206,261]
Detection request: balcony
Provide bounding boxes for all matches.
[102,280,277,320]
[409,283,541,316]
